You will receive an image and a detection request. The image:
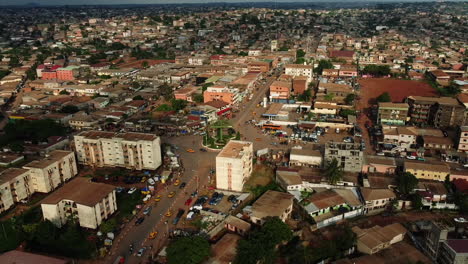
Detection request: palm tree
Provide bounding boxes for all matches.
[324,158,343,185]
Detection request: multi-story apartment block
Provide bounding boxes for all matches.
[404,161,450,182]
[324,142,364,172]
[423,221,453,261]
[407,96,464,127]
[41,177,117,229]
[23,150,78,193]
[438,239,468,264]
[203,85,239,105]
[216,140,253,192]
[378,102,409,125]
[285,64,314,82]
[458,126,468,152]
[74,131,162,171]
[0,168,33,213]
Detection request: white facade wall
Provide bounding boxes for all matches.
[216,142,253,192]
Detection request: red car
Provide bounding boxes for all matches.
[185,198,193,206]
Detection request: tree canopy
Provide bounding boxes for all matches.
[376,92,392,102]
[314,60,333,75]
[362,65,391,77]
[167,235,211,264]
[324,158,344,185]
[396,171,419,196]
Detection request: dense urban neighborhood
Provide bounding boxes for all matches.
[0,1,467,264]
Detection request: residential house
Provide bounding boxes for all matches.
[423,136,454,151]
[224,215,251,236]
[361,188,396,213]
[352,223,407,255]
[324,142,364,172]
[382,126,418,151]
[404,161,450,182]
[362,156,397,174]
[250,190,293,225]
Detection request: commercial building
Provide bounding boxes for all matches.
[324,142,364,172]
[23,150,78,194]
[289,148,322,168]
[41,177,117,229]
[74,131,162,170]
[0,168,33,213]
[285,64,313,82]
[404,161,450,182]
[203,86,239,105]
[378,102,409,125]
[269,80,291,101]
[215,140,253,192]
[250,190,294,225]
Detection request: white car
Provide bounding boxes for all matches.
[147,178,155,185]
[406,156,417,160]
[454,217,467,223]
[376,152,385,156]
[335,128,340,133]
[137,247,146,257]
[128,187,137,194]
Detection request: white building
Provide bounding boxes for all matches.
[0,168,33,213]
[285,64,314,82]
[41,177,117,229]
[23,150,78,194]
[289,148,322,167]
[216,140,253,192]
[74,131,162,170]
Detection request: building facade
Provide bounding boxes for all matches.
[41,178,117,229]
[285,64,314,82]
[324,142,364,172]
[0,168,33,213]
[216,140,253,192]
[404,161,450,182]
[74,131,162,171]
[378,102,409,125]
[23,150,78,194]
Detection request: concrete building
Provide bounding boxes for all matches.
[458,126,468,152]
[404,161,450,182]
[361,188,396,213]
[289,148,322,168]
[285,64,313,82]
[378,102,409,125]
[438,239,468,264]
[23,150,78,194]
[216,140,253,192]
[41,177,117,229]
[250,190,294,225]
[0,168,33,213]
[74,131,162,171]
[325,142,364,172]
[269,80,291,101]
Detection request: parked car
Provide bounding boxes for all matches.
[406,155,417,160]
[137,247,146,257]
[147,178,155,185]
[128,187,137,194]
[335,128,340,133]
[135,217,145,226]
[179,182,186,189]
[143,206,152,215]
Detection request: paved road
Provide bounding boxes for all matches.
[107,135,217,264]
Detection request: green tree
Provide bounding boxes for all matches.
[142,61,149,68]
[296,49,306,58]
[100,218,117,234]
[193,93,204,103]
[297,89,312,102]
[409,193,423,210]
[454,192,468,214]
[238,51,248,56]
[324,158,343,185]
[156,104,172,112]
[314,60,333,75]
[324,93,334,101]
[167,235,211,264]
[171,99,187,111]
[396,172,419,196]
[235,131,241,140]
[344,94,356,105]
[60,105,79,114]
[376,92,391,102]
[133,95,144,100]
[59,90,70,95]
[339,109,356,118]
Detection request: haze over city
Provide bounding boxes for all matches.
[0,1,466,264]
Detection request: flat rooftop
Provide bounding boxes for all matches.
[217,140,252,159]
[41,177,115,207]
[0,168,29,185]
[23,150,73,169]
[77,130,158,141]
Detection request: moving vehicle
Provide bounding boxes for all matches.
[168,191,176,198]
[179,182,186,189]
[154,195,162,202]
[143,206,152,215]
[186,148,195,153]
[186,211,195,220]
[199,148,207,152]
[262,124,282,130]
[165,210,172,217]
[185,198,193,206]
[135,217,145,226]
[148,232,158,240]
[137,247,146,257]
[174,179,180,186]
[127,187,137,194]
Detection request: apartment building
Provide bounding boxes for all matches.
[438,240,468,264]
[406,96,440,125]
[434,100,465,128]
[247,61,270,73]
[23,150,78,193]
[216,140,253,192]
[325,142,364,172]
[404,161,450,182]
[0,168,33,213]
[41,177,117,229]
[269,80,291,101]
[250,190,294,225]
[407,96,464,127]
[378,102,409,125]
[74,131,162,171]
[458,126,468,152]
[285,64,313,82]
